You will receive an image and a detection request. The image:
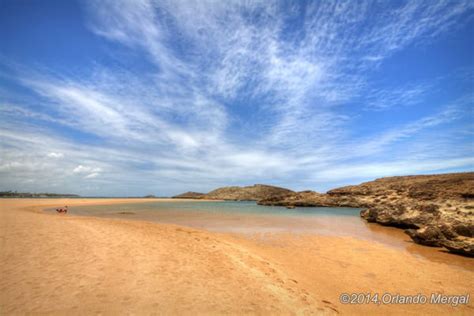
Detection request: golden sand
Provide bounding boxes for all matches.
[0,199,473,315]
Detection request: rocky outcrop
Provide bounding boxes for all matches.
[326,172,474,202]
[332,173,474,256]
[259,172,474,257]
[172,192,205,199]
[258,190,336,207]
[258,189,371,208]
[203,184,293,201]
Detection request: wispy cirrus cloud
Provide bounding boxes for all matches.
[0,0,473,195]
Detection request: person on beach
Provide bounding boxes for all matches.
[56,206,68,214]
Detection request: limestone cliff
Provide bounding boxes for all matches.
[259,172,474,257]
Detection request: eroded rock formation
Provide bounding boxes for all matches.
[260,172,474,257]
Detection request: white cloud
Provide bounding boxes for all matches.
[349,104,464,157]
[363,82,434,110]
[73,165,102,174]
[314,157,474,182]
[47,152,64,158]
[0,1,472,195]
[84,172,100,179]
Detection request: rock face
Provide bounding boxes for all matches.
[257,189,368,207]
[203,184,293,201]
[258,190,336,207]
[172,192,205,199]
[260,172,474,257]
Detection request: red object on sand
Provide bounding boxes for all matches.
[56,206,68,214]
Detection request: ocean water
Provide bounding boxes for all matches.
[68,200,361,217]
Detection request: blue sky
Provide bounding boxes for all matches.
[0,0,473,196]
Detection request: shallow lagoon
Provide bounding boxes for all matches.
[46,200,473,271]
[52,200,395,244]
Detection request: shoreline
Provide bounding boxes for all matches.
[44,199,473,271]
[1,199,473,315]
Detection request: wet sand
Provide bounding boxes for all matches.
[1,199,473,315]
[61,202,474,272]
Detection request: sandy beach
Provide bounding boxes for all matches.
[0,199,473,315]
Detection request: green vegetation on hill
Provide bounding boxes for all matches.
[0,191,80,198]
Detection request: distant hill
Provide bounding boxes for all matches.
[202,184,293,201]
[173,184,293,201]
[0,191,80,198]
[172,191,205,199]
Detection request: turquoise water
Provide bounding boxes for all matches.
[68,201,361,217]
[46,200,368,237]
[46,200,374,239]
